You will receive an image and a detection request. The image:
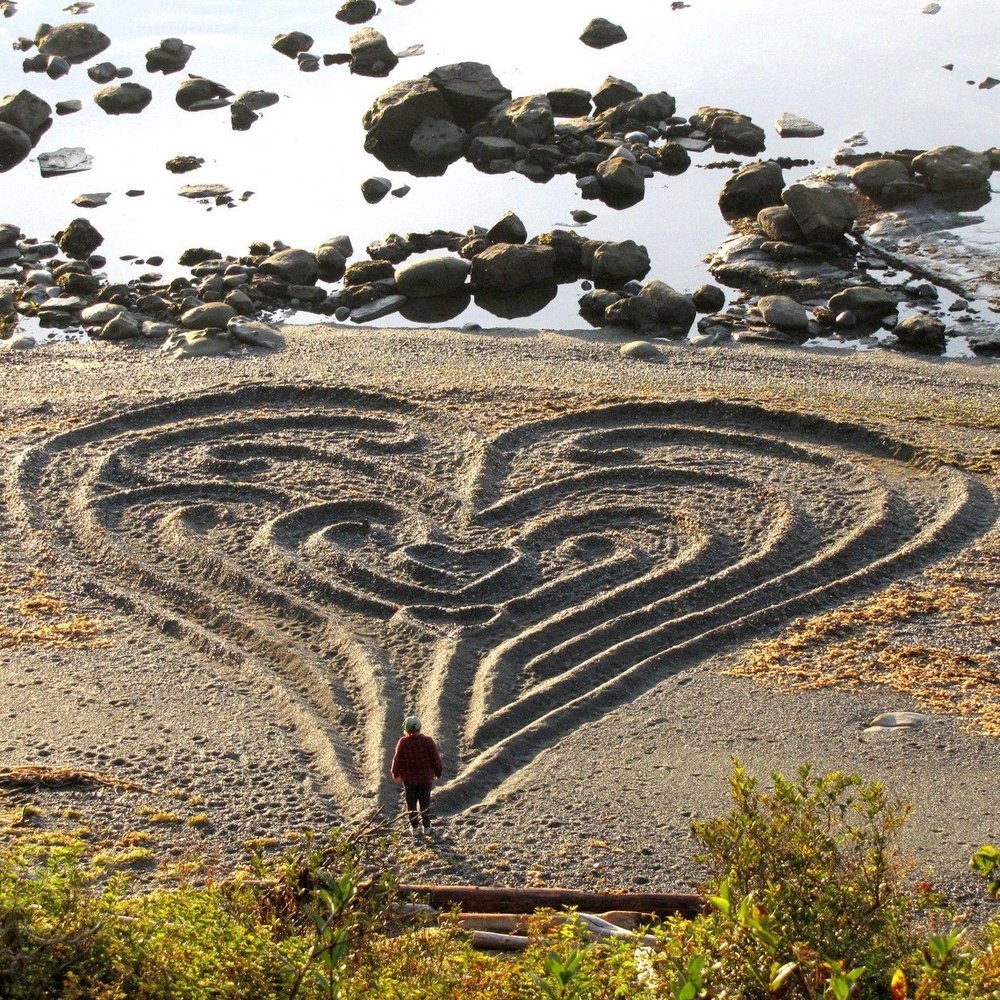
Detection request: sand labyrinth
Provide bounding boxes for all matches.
[7,386,993,813]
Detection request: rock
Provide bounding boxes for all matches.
[580,17,627,48]
[349,28,398,77]
[471,243,555,291]
[850,158,924,204]
[337,0,378,24]
[862,711,930,736]
[596,157,645,207]
[0,223,21,249]
[718,160,784,215]
[235,90,280,112]
[409,118,467,161]
[529,230,588,270]
[162,329,232,359]
[176,77,233,111]
[179,183,231,199]
[146,38,194,74]
[315,243,347,282]
[345,259,394,285]
[592,77,641,113]
[658,141,691,174]
[37,295,86,315]
[259,248,318,285]
[626,279,696,334]
[367,233,414,263]
[620,340,661,359]
[757,205,805,242]
[72,191,109,208]
[0,90,52,144]
[166,155,204,174]
[895,314,946,348]
[757,294,809,331]
[579,289,622,316]
[228,317,284,349]
[2,334,36,351]
[692,284,725,313]
[231,104,257,131]
[0,122,31,171]
[36,22,110,63]
[87,62,117,84]
[690,106,766,155]
[46,57,71,80]
[547,88,591,117]
[98,313,140,340]
[93,82,152,115]
[486,211,527,245]
[911,145,992,192]
[81,301,124,326]
[363,77,456,167]
[571,209,597,224]
[56,217,102,259]
[775,113,824,138]
[781,183,857,242]
[827,286,899,322]
[55,100,82,116]
[590,240,651,284]
[395,255,470,297]
[272,31,313,58]
[180,302,236,329]
[968,332,1000,356]
[361,176,393,203]
[428,62,512,126]
[476,94,554,146]
[350,294,407,321]
[467,135,517,165]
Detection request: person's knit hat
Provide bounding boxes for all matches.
[403,716,422,733]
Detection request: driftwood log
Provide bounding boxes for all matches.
[399,884,705,919]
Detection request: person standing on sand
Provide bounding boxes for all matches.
[390,716,443,837]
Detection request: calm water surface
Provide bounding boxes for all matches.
[2,0,997,333]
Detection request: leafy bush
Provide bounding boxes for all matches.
[0,768,997,998]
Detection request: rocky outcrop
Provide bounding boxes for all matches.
[363,77,456,169]
[911,145,992,192]
[37,22,110,63]
[0,90,52,145]
[56,218,103,259]
[849,158,924,204]
[94,82,153,115]
[691,107,766,154]
[395,255,470,297]
[471,243,555,291]
[781,183,857,243]
[580,18,627,48]
[349,28,398,77]
[719,160,784,215]
[428,62,511,126]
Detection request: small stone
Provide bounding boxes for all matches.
[361,176,392,204]
[620,340,660,359]
[774,113,824,138]
[580,17,627,49]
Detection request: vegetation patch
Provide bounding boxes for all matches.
[0,563,109,651]
[729,545,1000,737]
[0,765,997,998]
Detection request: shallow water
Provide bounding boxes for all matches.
[2,0,998,335]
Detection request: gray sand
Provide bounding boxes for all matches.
[1,326,997,909]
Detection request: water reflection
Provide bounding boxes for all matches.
[0,0,998,336]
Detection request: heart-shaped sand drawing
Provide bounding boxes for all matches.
[9,385,993,814]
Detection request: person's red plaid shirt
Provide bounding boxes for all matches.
[390,733,443,785]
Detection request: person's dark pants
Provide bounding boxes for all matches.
[404,782,432,829]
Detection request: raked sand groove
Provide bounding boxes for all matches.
[6,385,995,817]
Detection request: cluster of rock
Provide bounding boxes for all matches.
[703,145,998,354]
[361,61,767,203]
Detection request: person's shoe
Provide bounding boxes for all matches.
[409,825,422,839]
[423,825,433,840]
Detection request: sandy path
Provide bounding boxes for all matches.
[0,327,997,904]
